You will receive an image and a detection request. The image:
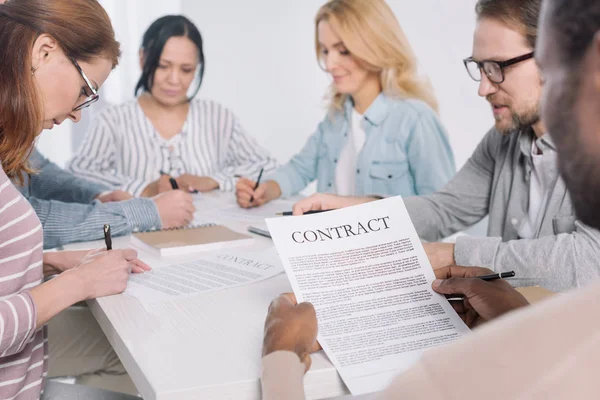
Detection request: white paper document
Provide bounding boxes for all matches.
[266,196,470,395]
[125,247,284,304]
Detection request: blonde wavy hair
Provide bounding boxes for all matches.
[315,0,439,113]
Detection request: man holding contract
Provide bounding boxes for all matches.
[260,0,600,398]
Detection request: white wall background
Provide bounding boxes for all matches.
[37,0,493,173]
[181,0,492,170]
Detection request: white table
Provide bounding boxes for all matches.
[63,193,349,400]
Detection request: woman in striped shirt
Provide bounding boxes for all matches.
[67,15,278,197]
[0,0,150,398]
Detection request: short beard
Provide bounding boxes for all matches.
[495,105,541,135]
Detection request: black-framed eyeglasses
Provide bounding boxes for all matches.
[71,58,99,111]
[463,52,534,84]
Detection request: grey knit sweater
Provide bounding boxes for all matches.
[404,127,600,292]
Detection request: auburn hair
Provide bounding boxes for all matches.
[0,0,120,182]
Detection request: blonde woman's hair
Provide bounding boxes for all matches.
[315,0,439,113]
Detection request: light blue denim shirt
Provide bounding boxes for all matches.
[267,94,456,197]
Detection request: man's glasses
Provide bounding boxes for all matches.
[463,52,534,84]
[71,58,99,111]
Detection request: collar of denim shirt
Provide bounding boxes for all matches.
[343,92,391,127]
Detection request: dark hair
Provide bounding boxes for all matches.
[475,0,542,49]
[0,0,120,182]
[135,15,204,100]
[547,0,600,65]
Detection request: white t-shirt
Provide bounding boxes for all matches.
[518,137,557,239]
[335,109,366,196]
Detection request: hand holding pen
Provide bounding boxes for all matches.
[235,169,282,209]
[249,168,264,203]
[432,266,528,328]
[159,171,200,193]
[103,224,112,250]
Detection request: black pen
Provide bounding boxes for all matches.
[276,210,331,216]
[446,271,516,302]
[103,224,112,251]
[168,177,179,190]
[160,170,183,191]
[250,168,264,203]
[477,271,515,281]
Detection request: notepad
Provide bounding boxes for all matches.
[130,225,255,256]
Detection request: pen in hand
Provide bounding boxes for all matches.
[160,170,179,190]
[250,168,264,203]
[160,170,185,193]
[276,210,331,216]
[446,271,516,302]
[103,224,112,251]
[476,271,515,281]
[160,170,196,192]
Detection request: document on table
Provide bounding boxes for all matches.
[125,247,284,304]
[266,196,470,395]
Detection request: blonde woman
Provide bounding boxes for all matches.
[236,0,455,208]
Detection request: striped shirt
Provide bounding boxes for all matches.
[20,149,161,249]
[67,99,278,196]
[0,168,46,399]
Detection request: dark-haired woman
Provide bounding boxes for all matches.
[0,0,148,398]
[68,15,277,196]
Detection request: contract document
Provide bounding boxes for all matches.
[125,247,283,304]
[266,196,469,395]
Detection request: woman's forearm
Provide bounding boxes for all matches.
[29,270,87,327]
[43,252,62,277]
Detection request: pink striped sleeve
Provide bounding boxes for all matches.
[0,291,37,357]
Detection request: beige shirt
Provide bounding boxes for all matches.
[262,280,600,400]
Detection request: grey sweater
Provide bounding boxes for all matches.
[404,127,600,292]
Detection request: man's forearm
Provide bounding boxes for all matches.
[454,223,600,292]
[30,197,161,248]
[30,161,109,203]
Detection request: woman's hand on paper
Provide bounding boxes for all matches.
[176,174,219,193]
[79,248,151,274]
[432,266,529,328]
[236,179,281,208]
[291,193,377,216]
[45,249,151,275]
[68,248,151,300]
[263,293,321,372]
[141,175,173,197]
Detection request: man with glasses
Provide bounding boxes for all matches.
[263,3,600,396]
[292,0,600,292]
[19,58,196,249]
